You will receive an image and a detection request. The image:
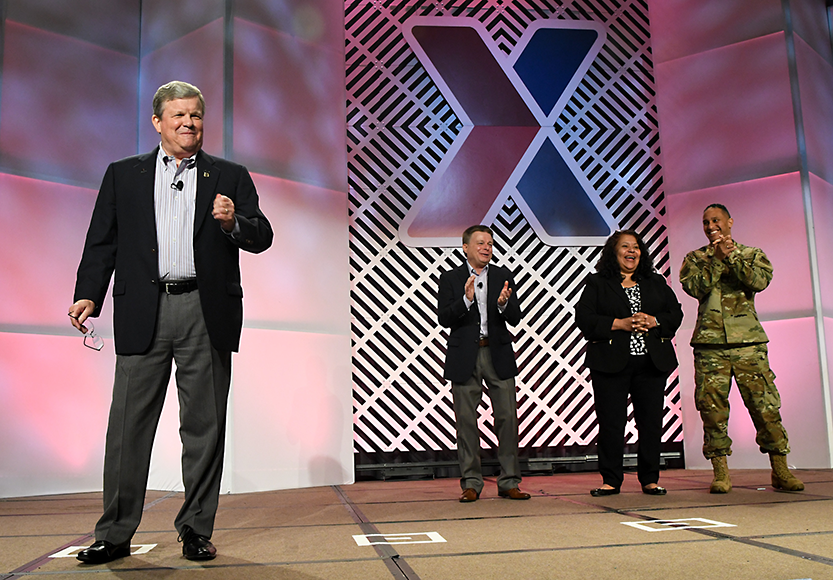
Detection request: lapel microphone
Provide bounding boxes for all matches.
[168,157,193,192]
[477,282,483,289]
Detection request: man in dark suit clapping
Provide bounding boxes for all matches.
[437,225,529,503]
[68,81,272,564]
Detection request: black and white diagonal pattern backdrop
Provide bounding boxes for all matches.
[346,0,683,465]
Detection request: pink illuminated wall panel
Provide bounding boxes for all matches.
[0,334,113,496]
[241,174,349,330]
[0,175,113,331]
[5,0,140,55]
[140,0,224,55]
[750,317,828,467]
[235,0,345,55]
[649,0,784,64]
[233,18,347,190]
[811,174,833,317]
[655,33,799,195]
[0,21,138,186]
[790,0,833,64]
[230,328,352,492]
[827,319,833,407]
[796,36,833,184]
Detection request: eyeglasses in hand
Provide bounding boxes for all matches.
[69,314,105,351]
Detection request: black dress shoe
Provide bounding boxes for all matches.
[180,525,217,560]
[590,487,620,497]
[642,485,668,496]
[76,540,131,564]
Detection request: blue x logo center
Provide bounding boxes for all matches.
[399,17,615,247]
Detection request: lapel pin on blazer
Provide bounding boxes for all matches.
[203,171,210,178]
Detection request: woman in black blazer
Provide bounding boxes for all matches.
[575,230,683,496]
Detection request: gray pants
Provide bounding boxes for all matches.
[452,346,521,494]
[95,290,231,543]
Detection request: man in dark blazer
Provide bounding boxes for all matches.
[437,225,529,502]
[68,81,272,564]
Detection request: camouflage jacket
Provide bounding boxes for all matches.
[679,241,771,345]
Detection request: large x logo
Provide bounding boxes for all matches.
[398,17,614,247]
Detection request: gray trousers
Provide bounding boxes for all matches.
[452,346,521,494]
[95,290,231,543]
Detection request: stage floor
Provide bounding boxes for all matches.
[3,468,833,579]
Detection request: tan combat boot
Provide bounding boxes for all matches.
[770,454,804,491]
[710,456,731,493]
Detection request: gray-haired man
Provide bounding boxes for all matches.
[69,81,273,563]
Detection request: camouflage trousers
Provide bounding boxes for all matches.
[693,343,790,459]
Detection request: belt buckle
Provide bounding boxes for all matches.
[163,281,181,295]
[162,280,195,294]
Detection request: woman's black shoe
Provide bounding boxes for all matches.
[590,487,620,497]
[642,485,667,495]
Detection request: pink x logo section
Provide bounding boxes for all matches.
[398,18,613,248]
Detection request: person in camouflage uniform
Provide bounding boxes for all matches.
[679,204,804,493]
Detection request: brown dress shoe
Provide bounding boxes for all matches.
[498,487,531,500]
[459,488,479,502]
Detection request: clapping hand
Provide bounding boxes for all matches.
[465,275,476,302]
[712,234,735,261]
[497,281,512,307]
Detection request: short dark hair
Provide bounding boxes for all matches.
[462,224,494,245]
[595,229,655,281]
[153,80,205,119]
[704,203,731,218]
